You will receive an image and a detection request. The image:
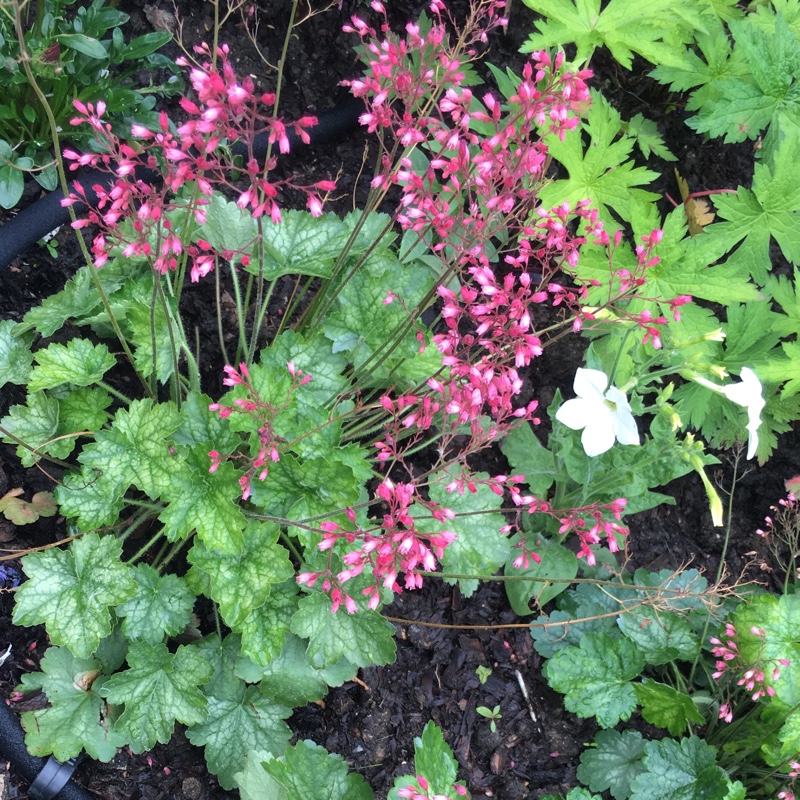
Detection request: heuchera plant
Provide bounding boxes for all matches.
[0,0,783,796]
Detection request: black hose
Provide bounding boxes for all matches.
[0,700,92,800]
[0,96,363,270]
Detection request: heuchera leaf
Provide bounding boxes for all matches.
[0,319,33,387]
[505,533,578,615]
[186,682,292,790]
[291,592,396,669]
[100,641,213,752]
[188,521,294,629]
[542,632,644,727]
[731,594,800,706]
[629,736,728,800]
[27,339,116,392]
[18,647,125,762]
[13,534,138,658]
[633,681,704,736]
[617,607,699,665]
[255,740,374,800]
[116,564,196,645]
[159,445,247,554]
[234,581,299,667]
[577,729,646,800]
[244,633,357,708]
[420,475,510,597]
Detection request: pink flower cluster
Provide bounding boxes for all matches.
[397,774,469,800]
[63,43,334,278]
[298,479,457,613]
[711,622,791,721]
[207,361,311,501]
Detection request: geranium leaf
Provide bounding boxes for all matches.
[13,534,137,658]
[18,647,125,762]
[577,729,646,800]
[187,683,292,790]
[543,632,644,727]
[116,564,196,645]
[291,592,396,669]
[100,641,213,752]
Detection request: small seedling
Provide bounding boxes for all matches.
[476,665,492,684]
[476,704,502,732]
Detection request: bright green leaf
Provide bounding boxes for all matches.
[291,593,396,669]
[634,681,704,736]
[18,647,125,762]
[100,642,213,752]
[0,320,33,387]
[543,632,644,727]
[28,339,116,392]
[187,683,292,790]
[116,564,195,645]
[577,729,646,800]
[13,534,137,658]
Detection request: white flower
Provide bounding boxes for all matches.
[720,367,765,460]
[556,368,640,457]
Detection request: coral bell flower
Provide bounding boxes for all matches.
[556,368,640,457]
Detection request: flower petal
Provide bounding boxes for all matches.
[573,368,608,401]
[555,397,595,431]
[581,417,616,457]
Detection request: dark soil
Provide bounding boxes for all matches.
[1,2,799,799]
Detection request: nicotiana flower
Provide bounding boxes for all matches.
[556,368,640,457]
[720,367,765,460]
[690,366,765,460]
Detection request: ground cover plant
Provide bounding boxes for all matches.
[0,0,799,798]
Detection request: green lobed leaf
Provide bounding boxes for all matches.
[412,722,461,796]
[13,534,138,658]
[188,521,293,628]
[629,736,728,800]
[419,475,510,597]
[291,592,396,669]
[0,320,33,387]
[78,399,183,501]
[186,682,292,790]
[235,581,299,667]
[116,564,196,645]
[57,387,112,435]
[577,729,646,800]
[500,423,557,497]
[240,633,357,707]
[159,445,247,554]
[542,632,644,727]
[55,465,126,531]
[731,593,800,706]
[0,391,68,467]
[100,641,213,752]
[505,533,578,615]
[634,681,704,736]
[617,607,699,665]
[28,339,116,392]
[18,647,125,762]
[254,740,374,800]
